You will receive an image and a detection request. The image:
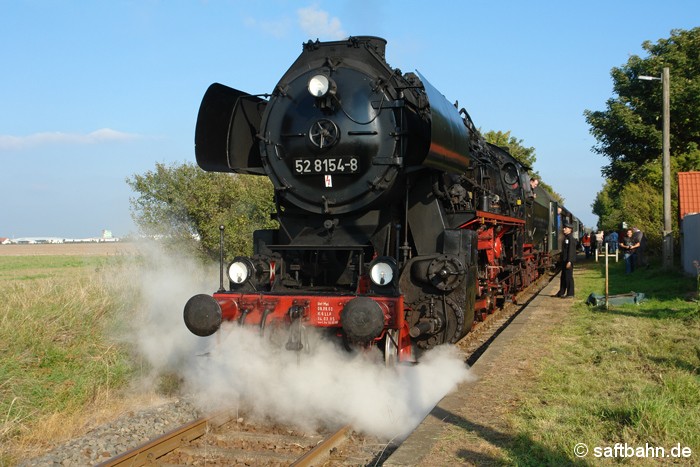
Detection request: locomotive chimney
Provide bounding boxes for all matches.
[351,36,387,60]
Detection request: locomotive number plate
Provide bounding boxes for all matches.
[294,157,359,175]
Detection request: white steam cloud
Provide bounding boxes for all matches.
[127,245,473,441]
[297,5,346,40]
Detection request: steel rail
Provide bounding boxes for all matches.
[97,414,229,467]
[290,425,351,466]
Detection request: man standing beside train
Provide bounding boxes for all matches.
[620,228,640,273]
[554,221,576,298]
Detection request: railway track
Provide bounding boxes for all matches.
[99,414,385,466]
[98,271,555,466]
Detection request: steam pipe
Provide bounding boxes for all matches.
[286,305,305,351]
[218,225,225,293]
[400,183,411,266]
[238,309,250,325]
[395,223,401,262]
[259,308,273,336]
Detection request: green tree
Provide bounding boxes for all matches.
[618,180,666,253]
[591,177,681,253]
[483,130,537,168]
[591,180,621,232]
[126,162,277,258]
[585,27,700,187]
[585,27,700,250]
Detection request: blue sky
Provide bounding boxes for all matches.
[1,1,697,238]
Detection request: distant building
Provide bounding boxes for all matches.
[100,229,119,242]
[679,171,700,218]
[678,171,700,276]
[12,237,64,244]
[0,237,10,245]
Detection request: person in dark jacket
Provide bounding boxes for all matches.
[606,230,619,254]
[620,228,640,273]
[554,221,577,298]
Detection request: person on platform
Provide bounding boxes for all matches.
[554,221,576,298]
[620,228,640,273]
[595,230,604,254]
[606,230,619,254]
[582,232,592,258]
[591,230,598,253]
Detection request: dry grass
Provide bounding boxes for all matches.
[0,245,166,464]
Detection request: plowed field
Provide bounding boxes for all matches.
[0,242,139,256]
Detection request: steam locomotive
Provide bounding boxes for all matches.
[183,36,580,363]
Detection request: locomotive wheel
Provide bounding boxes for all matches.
[406,294,465,351]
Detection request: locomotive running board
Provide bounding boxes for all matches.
[458,210,526,229]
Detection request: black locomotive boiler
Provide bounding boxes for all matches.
[183,36,579,363]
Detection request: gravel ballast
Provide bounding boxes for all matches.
[18,399,200,466]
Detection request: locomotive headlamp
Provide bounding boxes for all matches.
[308,74,331,97]
[369,257,398,286]
[228,257,253,286]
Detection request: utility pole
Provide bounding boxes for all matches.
[640,67,673,268]
[661,67,673,269]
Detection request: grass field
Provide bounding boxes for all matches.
[0,245,148,464]
[507,257,700,464]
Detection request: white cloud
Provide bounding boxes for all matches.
[0,128,142,150]
[297,5,346,40]
[244,16,293,39]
